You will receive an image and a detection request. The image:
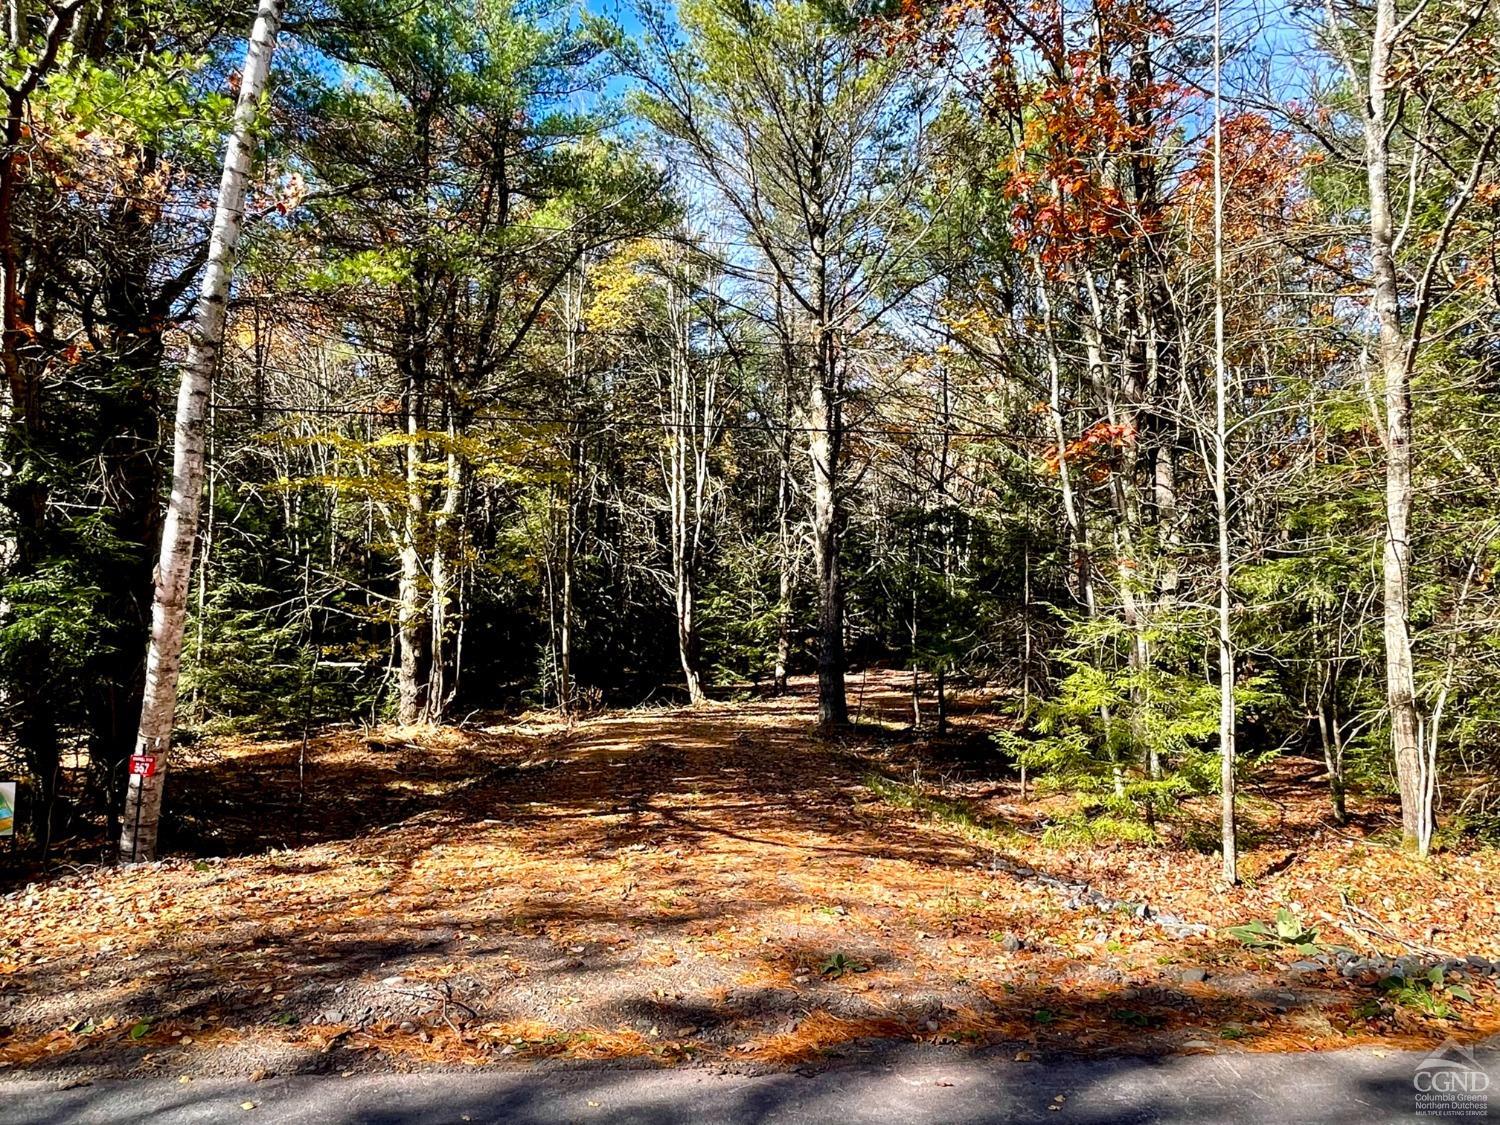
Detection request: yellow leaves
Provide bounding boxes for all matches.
[226,315,271,352]
[943,304,1009,339]
[585,251,653,333]
[582,236,703,334]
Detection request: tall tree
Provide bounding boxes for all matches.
[1322,0,1499,852]
[120,0,285,863]
[1211,0,1236,884]
[0,0,259,846]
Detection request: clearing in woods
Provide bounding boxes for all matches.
[2,671,1499,1078]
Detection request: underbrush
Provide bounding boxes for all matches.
[861,773,1023,850]
[1040,809,1158,847]
[863,771,1280,855]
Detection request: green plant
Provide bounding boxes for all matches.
[1225,907,1323,955]
[820,952,866,979]
[1041,809,1159,847]
[1381,968,1474,1019]
[992,604,1287,842]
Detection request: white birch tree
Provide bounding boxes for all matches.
[1324,0,1499,852]
[119,0,284,862]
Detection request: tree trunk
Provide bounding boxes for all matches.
[1212,0,1237,884]
[396,542,430,725]
[1359,0,1426,851]
[395,384,431,725]
[119,0,283,863]
[773,366,794,693]
[808,329,847,728]
[660,269,711,706]
[771,287,797,694]
[559,478,575,715]
[1316,698,1348,826]
[426,421,464,722]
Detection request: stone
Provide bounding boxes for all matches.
[999,934,1022,952]
[1181,968,1208,984]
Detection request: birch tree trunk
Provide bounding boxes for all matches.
[395,372,431,726]
[426,416,464,720]
[658,267,716,705]
[1212,0,1237,884]
[1357,0,1426,850]
[119,0,283,863]
[773,437,793,692]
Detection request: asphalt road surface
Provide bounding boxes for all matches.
[2,1047,1495,1124]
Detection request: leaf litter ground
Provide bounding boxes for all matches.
[3,671,1499,1079]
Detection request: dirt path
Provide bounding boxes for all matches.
[2,673,1498,1079]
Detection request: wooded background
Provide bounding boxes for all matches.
[1,0,1497,871]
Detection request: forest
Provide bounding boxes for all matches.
[1,0,1500,1102]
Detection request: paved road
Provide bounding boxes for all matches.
[1,1047,1494,1124]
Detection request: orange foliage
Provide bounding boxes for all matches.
[1042,419,1136,478]
[1176,113,1311,247]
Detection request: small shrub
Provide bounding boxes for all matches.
[1226,907,1323,955]
[820,952,866,978]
